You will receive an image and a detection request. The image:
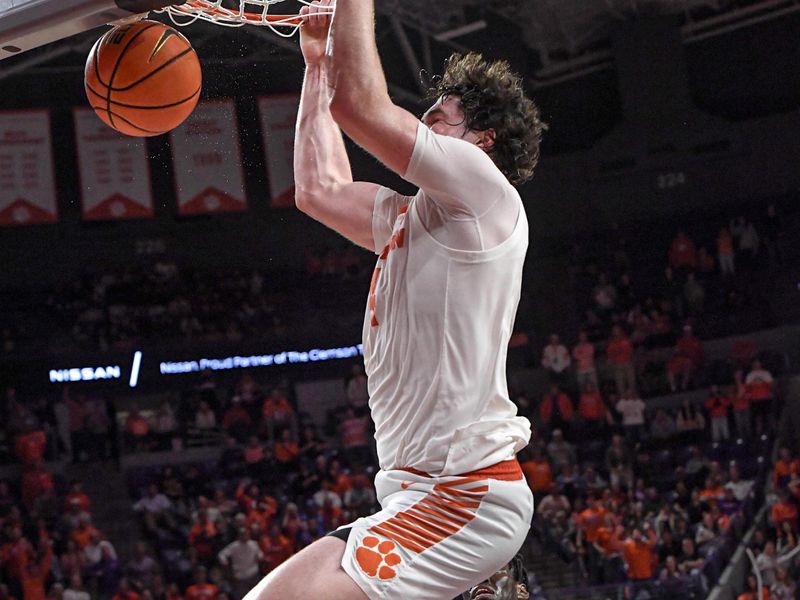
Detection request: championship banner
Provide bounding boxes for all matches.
[0,110,58,225]
[170,100,247,215]
[258,95,299,208]
[74,107,153,220]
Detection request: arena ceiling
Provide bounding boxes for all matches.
[0,0,797,98]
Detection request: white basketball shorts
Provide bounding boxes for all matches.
[335,459,534,600]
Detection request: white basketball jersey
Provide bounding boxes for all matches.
[363,122,531,477]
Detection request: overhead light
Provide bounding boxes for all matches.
[434,19,487,42]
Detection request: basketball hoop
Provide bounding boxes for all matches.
[154,0,332,37]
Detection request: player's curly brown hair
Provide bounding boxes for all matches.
[428,52,546,185]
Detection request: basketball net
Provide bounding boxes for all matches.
[153,0,333,37]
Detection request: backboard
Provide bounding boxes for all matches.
[0,0,180,61]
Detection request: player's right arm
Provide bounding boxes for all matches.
[293,0,382,252]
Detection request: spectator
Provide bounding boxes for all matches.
[669,230,697,272]
[745,359,774,436]
[546,429,575,473]
[676,401,706,443]
[63,575,90,600]
[737,574,769,600]
[188,509,218,567]
[124,406,150,451]
[20,545,52,600]
[773,447,799,489]
[133,484,176,535]
[576,495,607,581]
[755,542,779,588]
[345,364,369,413]
[675,325,705,388]
[243,435,265,478]
[184,567,218,600]
[613,524,657,588]
[577,381,607,438]
[537,486,571,522]
[521,447,553,503]
[338,408,369,466]
[725,463,753,502]
[705,386,732,442]
[650,409,677,440]
[572,331,598,391]
[195,401,217,431]
[677,537,705,578]
[541,334,571,385]
[739,221,760,268]
[21,460,54,513]
[538,385,574,437]
[70,516,99,551]
[683,273,705,316]
[261,389,295,443]
[771,566,795,599]
[343,475,376,520]
[222,398,252,442]
[274,429,301,471]
[591,274,617,317]
[152,403,178,447]
[606,326,636,395]
[615,389,646,444]
[217,528,263,600]
[770,489,797,533]
[59,540,85,584]
[259,523,293,574]
[64,481,91,514]
[732,371,752,439]
[718,227,736,275]
[125,543,159,591]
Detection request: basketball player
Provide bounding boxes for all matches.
[244,0,545,598]
[462,553,530,600]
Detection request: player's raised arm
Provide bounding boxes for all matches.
[293,0,382,251]
[326,0,420,176]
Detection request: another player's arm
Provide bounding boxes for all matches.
[294,0,381,251]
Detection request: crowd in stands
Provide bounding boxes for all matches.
[567,204,785,358]
[519,286,782,598]
[736,446,800,600]
[0,414,118,600]
[119,366,378,600]
[0,244,372,356]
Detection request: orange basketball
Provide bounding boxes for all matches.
[84,20,202,137]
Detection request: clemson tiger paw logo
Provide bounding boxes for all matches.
[356,536,402,580]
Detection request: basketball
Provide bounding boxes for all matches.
[84,20,202,137]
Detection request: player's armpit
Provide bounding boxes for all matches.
[295,180,382,252]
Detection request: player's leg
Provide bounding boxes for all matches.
[243,536,368,600]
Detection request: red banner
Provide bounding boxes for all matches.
[74,107,154,220]
[258,95,299,208]
[0,110,58,225]
[170,100,247,215]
